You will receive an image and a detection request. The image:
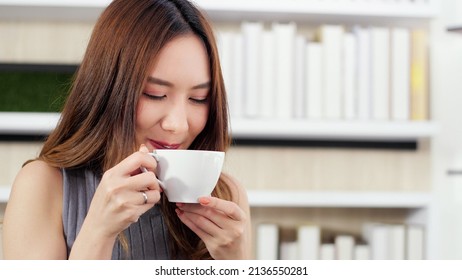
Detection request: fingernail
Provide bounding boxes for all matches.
[140,144,149,152]
[198,197,210,205]
[176,203,184,208]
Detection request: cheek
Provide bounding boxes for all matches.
[135,101,159,132]
[190,108,209,135]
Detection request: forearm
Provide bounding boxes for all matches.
[68,222,117,260]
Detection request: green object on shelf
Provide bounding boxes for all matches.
[0,71,73,112]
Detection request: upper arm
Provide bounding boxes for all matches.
[2,160,67,259]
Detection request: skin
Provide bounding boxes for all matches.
[2,34,251,260]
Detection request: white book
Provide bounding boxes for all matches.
[260,30,276,119]
[305,42,323,119]
[354,26,371,120]
[232,34,244,118]
[319,244,335,260]
[391,28,410,121]
[241,22,263,118]
[273,22,296,120]
[319,25,344,119]
[293,35,306,119]
[406,225,425,260]
[280,241,299,260]
[217,31,235,118]
[389,224,406,260]
[343,33,357,120]
[256,223,279,260]
[335,235,355,260]
[354,244,371,260]
[370,26,390,120]
[362,223,389,260]
[297,225,321,260]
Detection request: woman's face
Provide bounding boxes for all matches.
[135,34,210,151]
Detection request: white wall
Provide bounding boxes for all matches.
[430,0,462,259]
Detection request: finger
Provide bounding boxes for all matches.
[198,197,245,221]
[178,203,240,231]
[128,172,162,192]
[140,189,162,205]
[176,208,214,242]
[114,150,158,176]
[179,209,223,236]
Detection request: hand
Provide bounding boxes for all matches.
[84,145,163,240]
[175,197,250,259]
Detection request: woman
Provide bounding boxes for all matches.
[2,0,251,260]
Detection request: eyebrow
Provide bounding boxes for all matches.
[147,76,211,90]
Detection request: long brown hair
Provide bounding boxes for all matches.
[39,0,231,259]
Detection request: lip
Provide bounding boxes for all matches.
[149,139,181,150]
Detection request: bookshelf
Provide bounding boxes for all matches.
[0,0,440,21]
[0,0,440,259]
[0,187,433,208]
[0,186,9,203]
[0,112,438,141]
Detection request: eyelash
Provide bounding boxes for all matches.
[190,97,208,104]
[143,93,208,104]
[143,92,165,100]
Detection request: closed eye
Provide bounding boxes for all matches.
[189,97,209,104]
[143,92,166,100]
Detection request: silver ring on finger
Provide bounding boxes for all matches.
[141,191,148,204]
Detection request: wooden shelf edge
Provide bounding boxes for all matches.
[247,190,432,208]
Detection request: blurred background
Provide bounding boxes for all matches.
[1,0,462,260]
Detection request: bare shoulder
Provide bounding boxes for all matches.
[11,160,62,199]
[3,160,66,259]
[221,172,249,208]
[7,159,63,218]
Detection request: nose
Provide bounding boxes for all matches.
[160,100,189,134]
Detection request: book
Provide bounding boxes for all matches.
[304,41,323,119]
[260,30,276,119]
[370,26,390,120]
[256,223,279,260]
[318,25,344,119]
[343,32,357,120]
[391,28,411,121]
[362,223,389,259]
[406,224,425,260]
[273,22,296,120]
[294,35,306,119]
[217,31,236,118]
[279,241,299,260]
[335,235,355,260]
[354,244,371,260]
[410,29,429,120]
[297,224,321,260]
[319,244,335,260]
[241,22,263,118]
[389,224,406,260]
[353,26,371,120]
[232,33,244,118]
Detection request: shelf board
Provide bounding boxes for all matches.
[0,112,437,141]
[0,112,60,135]
[0,185,10,203]
[0,0,439,22]
[447,25,462,33]
[230,118,437,141]
[247,190,432,208]
[1,186,432,208]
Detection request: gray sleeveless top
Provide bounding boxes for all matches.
[62,167,170,259]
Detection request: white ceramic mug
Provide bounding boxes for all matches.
[141,149,225,203]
